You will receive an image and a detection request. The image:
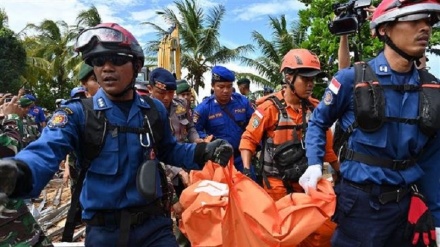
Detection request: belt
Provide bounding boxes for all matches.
[344,149,415,170]
[84,204,165,227]
[343,179,410,204]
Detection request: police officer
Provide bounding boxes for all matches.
[263,86,274,96]
[148,68,202,144]
[148,68,202,247]
[23,94,46,132]
[193,65,254,173]
[0,23,233,247]
[299,1,440,246]
[70,86,87,99]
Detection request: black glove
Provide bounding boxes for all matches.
[243,167,252,177]
[194,139,233,167]
[0,159,32,201]
[406,191,437,247]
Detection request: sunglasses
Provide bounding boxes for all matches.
[75,27,130,51]
[90,53,133,67]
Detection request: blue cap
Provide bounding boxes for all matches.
[211,65,235,83]
[263,86,274,93]
[24,94,36,101]
[70,86,87,98]
[149,67,176,90]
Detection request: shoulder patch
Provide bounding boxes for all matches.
[251,116,261,129]
[323,91,333,105]
[48,111,68,128]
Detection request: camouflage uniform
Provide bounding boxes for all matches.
[0,114,52,247]
[246,92,257,109]
[166,97,199,188]
[165,98,199,247]
[21,114,40,148]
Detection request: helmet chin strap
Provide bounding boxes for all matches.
[286,72,308,101]
[107,60,140,98]
[383,34,423,65]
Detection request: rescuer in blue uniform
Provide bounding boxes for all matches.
[0,23,233,247]
[299,1,440,246]
[193,65,254,173]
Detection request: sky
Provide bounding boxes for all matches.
[2,0,440,99]
[1,0,306,100]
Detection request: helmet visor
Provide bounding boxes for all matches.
[75,27,128,51]
[397,13,440,25]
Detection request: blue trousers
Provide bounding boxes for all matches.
[85,215,178,247]
[331,180,412,247]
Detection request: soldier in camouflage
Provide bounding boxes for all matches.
[17,97,40,147]
[0,96,52,247]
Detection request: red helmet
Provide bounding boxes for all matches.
[370,0,440,32]
[75,23,145,66]
[280,49,322,77]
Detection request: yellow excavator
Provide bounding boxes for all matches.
[136,25,181,81]
[157,25,182,80]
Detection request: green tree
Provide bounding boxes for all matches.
[296,0,383,97]
[71,5,102,81]
[21,20,77,108]
[143,0,253,94]
[75,5,102,28]
[0,9,27,94]
[240,15,306,90]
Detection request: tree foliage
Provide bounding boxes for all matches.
[17,6,101,110]
[0,9,26,94]
[240,16,306,89]
[143,0,253,94]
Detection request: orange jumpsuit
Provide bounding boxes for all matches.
[239,91,337,247]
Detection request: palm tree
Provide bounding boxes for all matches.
[70,6,102,78]
[21,20,78,106]
[75,5,102,29]
[240,15,306,89]
[0,8,8,29]
[143,0,253,94]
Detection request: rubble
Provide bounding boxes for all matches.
[31,178,85,244]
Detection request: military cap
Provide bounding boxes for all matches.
[149,67,177,90]
[237,78,250,86]
[78,62,94,81]
[19,97,33,107]
[176,81,191,94]
[211,65,235,83]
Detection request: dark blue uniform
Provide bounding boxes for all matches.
[306,52,437,246]
[27,105,46,132]
[193,92,253,171]
[15,88,200,246]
